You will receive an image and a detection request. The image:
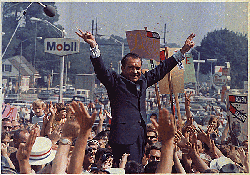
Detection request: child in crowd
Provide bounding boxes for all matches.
[31,99,46,127]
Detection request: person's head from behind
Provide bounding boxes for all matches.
[144,160,159,174]
[2,118,12,132]
[121,53,142,82]
[125,160,144,174]
[13,129,30,149]
[32,99,45,117]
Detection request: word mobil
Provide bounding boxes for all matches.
[47,41,77,51]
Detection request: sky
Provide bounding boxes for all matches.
[55,1,248,46]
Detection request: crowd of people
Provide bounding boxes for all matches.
[1,92,249,174]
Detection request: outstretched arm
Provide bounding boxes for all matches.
[156,108,176,174]
[16,128,39,174]
[67,101,97,174]
[145,33,195,87]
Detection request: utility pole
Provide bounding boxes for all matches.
[92,20,94,35]
[163,23,166,46]
[96,17,98,36]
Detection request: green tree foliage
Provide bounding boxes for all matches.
[192,29,247,88]
[2,2,61,76]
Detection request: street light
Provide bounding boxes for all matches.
[19,39,28,94]
[2,2,55,58]
[207,59,217,89]
[30,17,66,102]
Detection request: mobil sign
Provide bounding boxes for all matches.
[44,38,80,56]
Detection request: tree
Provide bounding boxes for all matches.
[2,2,61,77]
[192,29,247,88]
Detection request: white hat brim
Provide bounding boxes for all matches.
[29,150,56,166]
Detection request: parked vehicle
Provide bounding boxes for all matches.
[38,90,54,100]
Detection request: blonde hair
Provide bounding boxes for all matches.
[32,99,45,108]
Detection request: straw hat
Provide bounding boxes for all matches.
[29,137,56,165]
[210,156,234,170]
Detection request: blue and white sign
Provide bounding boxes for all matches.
[44,38,80,56]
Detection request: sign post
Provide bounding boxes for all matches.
[44,38,80,102]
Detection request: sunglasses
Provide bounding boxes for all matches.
[150,155,160,161]
[147,136,157,139]
[3,126,12,129]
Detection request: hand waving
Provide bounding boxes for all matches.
[158,108,176,143]
[70,101,97,133]
[180,33,195,54]
[75,30,97,48]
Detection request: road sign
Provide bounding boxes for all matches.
[212,73,227,88]
[228,94,248,145]
[44,38,80,56]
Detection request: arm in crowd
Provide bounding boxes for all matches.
[51,117,80,174]
[173,146,186,173]
[238,147,249,173]
[145,34,195,87]
[16,128,38,174]
[186,141,209,173]
[197,126,224,158]
[155,108,176,174]
[1,143,15,169]
[41,102,56,137]
[119,153,130,169]
[97,108,105,134]
[67,101,97,174]
[220,120,229,143]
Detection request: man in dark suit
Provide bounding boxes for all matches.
[76,30,195,165]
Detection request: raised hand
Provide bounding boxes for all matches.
[158,108,176,143]
[180,33,196,54]
[185,91,192,107]
[150,117,159,131]
[197,126,211,146]
[175,130,188,148]
[104,109,112,119]
[70,101,97,133]
[61,117,80,139]
[75,30,97,48]
[99,108,106,122]
[1,143,8,157]
[16,128,38,162]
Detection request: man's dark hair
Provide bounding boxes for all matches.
[56,103,66,112]
[150,113,157,118]
[94,130,110,140]
[151,142,162,150]
[95,148,112,162]
[2,118,11,122]
[125,160,144,174]
[121,53,142,67]
[144,161,159,174]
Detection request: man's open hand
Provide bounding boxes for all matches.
[70,101,97,133]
